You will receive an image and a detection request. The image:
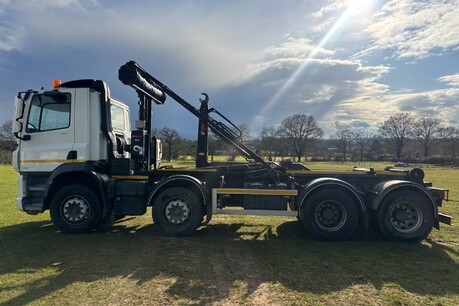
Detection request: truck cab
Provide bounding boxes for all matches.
[13,80,131,213]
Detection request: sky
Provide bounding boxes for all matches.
[1,0,458,139]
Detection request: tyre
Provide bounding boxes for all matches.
[300,189,359,241]
[152,187,203,237]
[377,190,434,243]
[50,184,101,234]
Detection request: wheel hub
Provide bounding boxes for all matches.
[322,208,336,220]
[63,197,89,223]
[389,202,422,233]
[314,200,347,231]
[165,198,190,224]
[394,208,408,222]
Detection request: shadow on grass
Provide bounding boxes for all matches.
[1,218,459,304]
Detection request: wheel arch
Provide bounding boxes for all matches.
[297,177,365,212]
[44,162,109,213]
[148,175,209,209]
[297,177,367,228]
[371,180,437,215]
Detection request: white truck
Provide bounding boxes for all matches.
[12,61,452,242]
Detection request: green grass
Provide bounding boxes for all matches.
[1,163,459,305]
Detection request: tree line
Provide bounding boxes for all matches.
[2,112,459,164]
[152,112,459,164]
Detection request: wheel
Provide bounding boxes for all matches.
[377,190,434,243]
[152,187,203,237]
[300,189,359,241]
[50,184,101,234]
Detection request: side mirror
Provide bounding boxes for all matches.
[13,96,24,134]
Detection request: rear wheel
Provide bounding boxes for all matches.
[152,187,203,237]
[50,184,101,234]
[300,189,359,241]
[377,190,434,243]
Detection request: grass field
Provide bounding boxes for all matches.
[1,163,459,305]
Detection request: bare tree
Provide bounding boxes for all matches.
[207,133,220,162]
[333,128,353,162]
[370,136,384,159]
[353,129,373,162]
[379,113,415,159]
[414,117,442,158]
[259,127,278,161]
[0,120,15,151]
[180,139,196,160]
[238,123,251,142]
[278,114,324,162]
[159,127,182,162]
[151,128,159,138]
[227,123,251,161]
[0,120,15,164]
[441,127,459,157]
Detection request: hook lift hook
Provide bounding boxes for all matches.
[199,92,209,105]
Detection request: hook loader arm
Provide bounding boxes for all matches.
[118,60,270,169]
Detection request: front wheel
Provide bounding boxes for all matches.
[152,187,203,237]
[300,189,359,241]
[377,190,434,243]
[50,184,101,234]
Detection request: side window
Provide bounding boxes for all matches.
[27,93,71,133]
[111,104,125,132]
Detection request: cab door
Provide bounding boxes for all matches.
[19,89,76,172]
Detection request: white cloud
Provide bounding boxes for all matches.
[226,39,393,134]
[328,87,459,128]
[0,24,24,51]
[438,74,459,87]
[0,1,291,89]
[0,0,98,11]
[228,30,459,136]
[261,37,335,60]
[0,0,100,51]
[358,0,459,59]
[311,0,347,18]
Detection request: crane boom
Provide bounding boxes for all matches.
[119,60,270,169]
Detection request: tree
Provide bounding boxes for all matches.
[278,114,324,162]
[0,120,15,151]
[441,127,459,157]
[159,127,182,162]
[353,129,373,162]
[379,113,415,159]
[414,117,442,158]
[227,123,251,162]
[333,128,353,162]
[207,133,219,162]
[370,137,383,160]
[259,127,278,161]
[0,120,15,164]
[180,139,196,160]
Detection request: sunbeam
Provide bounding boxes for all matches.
[253,0,375,129]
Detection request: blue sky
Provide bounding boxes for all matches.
[1,0,458,139]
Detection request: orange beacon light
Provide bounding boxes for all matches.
[53,79,61,89]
